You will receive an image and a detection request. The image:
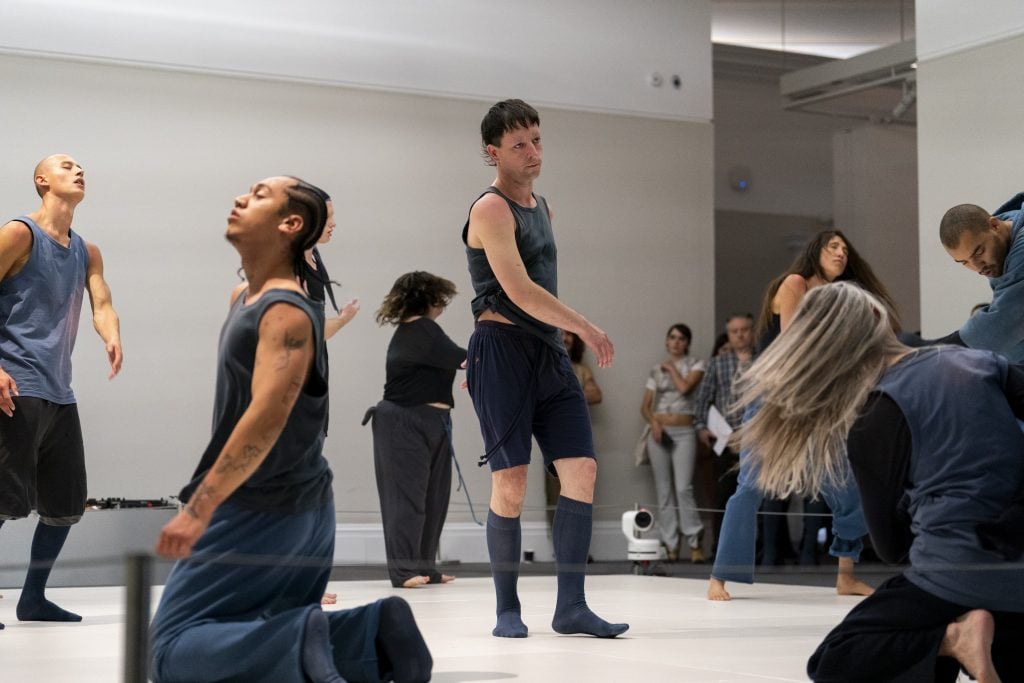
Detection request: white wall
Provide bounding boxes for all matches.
[0,52,714,528]
[916,7,1024,336]
[715,77,847,218]
[833,125,919,331]
[0,0,712,122]
[916,0,1024,60]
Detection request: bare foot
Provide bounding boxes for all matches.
[440,574,455,583]
[939,610,1000,683]
[836,557,874,596]
[320,592,337,605]
[835,573,875,596]
[707,578,731,601]
[402,576,430,588]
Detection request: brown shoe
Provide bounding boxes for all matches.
[690,547,705,564]
[666,548,679,563]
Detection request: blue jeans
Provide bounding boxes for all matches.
[711,408,867,584]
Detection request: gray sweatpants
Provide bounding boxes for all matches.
[647,424,703,551]
[367,400,453,587]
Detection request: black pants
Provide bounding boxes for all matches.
[808,574,1024,682]
[0,397,85,525]
[367,400,453,587]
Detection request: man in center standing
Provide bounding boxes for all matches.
[462,99,628,639]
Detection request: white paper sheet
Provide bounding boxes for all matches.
[707,405,734,456]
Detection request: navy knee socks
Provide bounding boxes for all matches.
[16,521,82,622]
[486,509,528,637]
[551,496,628,638]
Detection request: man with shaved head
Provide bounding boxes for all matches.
[0,154,122,629]
[937,193,1024,360]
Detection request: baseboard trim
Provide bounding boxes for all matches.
[333,520,625,564]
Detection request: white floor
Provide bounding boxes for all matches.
[0,575,908,682]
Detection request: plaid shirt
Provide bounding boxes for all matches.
[694,351,756,431]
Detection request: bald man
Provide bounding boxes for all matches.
[0,154,122,628]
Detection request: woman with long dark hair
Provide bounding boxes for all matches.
[737,282,1024,682]
[708,230,894,600]
[298,190,360,338]
[365,271,466,588]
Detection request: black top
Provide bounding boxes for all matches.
[847,361,1024,565]
[383,317,467,407]
[757,313,782,353]
[180,289,332,513]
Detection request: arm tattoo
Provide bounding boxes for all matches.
[185,482,218,518]
[282,375,303,405]
[214,443,264,474]
[283,331,306,350]
[273,331,308,371]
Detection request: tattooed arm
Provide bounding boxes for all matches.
[156,302,314,559]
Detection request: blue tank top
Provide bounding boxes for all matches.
[0,216,89,404]
[876,346,1024,612]
[462,186,564,353]
[180,289,333,513]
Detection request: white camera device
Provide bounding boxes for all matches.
[621,507,665,562]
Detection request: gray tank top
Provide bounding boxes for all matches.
[180,289,333,513]
[462,186,564,353]
[0,216,89,404]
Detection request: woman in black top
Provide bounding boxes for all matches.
[367,271,467,588]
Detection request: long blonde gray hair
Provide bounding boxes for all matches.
[733,282,909,499]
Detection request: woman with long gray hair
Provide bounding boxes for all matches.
[738,282,1024,683]
[708,230,882,601]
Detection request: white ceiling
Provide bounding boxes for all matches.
[712,0,915,59]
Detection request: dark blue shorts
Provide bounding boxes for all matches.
[467,321,595,474]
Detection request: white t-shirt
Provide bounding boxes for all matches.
[645,356,707,415]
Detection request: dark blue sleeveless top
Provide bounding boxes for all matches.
[462,186,563,353]
[0,216,89,404]
[875,346,1024,611]
[180,289,333,513]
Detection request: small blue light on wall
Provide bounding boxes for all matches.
[728,166,752,192]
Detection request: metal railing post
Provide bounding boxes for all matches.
[123,553,152,683]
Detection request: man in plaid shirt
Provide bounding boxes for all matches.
[694,313,756,545]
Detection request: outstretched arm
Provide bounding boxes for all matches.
[155,302,314,559]
[85,243,122,379]
[325,297,360,340]
[469,194,614,366]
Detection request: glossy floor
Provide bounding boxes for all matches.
[0,574,971,682]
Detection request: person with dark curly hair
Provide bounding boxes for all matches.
[364,271,467,588]
[708,230,893,601]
